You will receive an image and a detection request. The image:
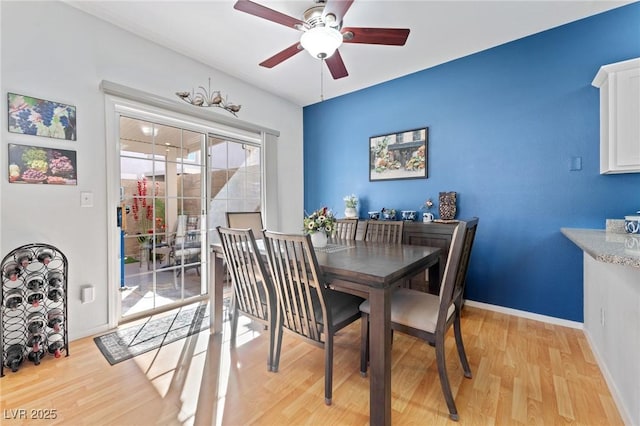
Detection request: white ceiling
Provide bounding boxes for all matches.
[64,0,633,107]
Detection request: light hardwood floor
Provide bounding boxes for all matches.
[0,306,622,425]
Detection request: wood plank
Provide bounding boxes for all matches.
[0,306,623,425]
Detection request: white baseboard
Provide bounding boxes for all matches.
[69,324,111,342]
[464,299,584,330]
[582,328,634,426]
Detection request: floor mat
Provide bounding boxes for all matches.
[94,302,210,365]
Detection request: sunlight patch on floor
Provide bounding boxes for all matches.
[125,309,264,426]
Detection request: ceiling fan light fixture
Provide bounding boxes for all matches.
[300,26,343,59]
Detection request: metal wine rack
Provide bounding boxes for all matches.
[1,243,69,376]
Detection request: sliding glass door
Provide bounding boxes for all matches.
[207,135,262,244]
[119,116,207,319]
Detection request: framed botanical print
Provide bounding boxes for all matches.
[8,93,76,141]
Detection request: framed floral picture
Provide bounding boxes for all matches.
[8,143,77,185]
[8,93,76,141]
[369,127,428,181]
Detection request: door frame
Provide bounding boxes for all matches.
[104,94,265,328]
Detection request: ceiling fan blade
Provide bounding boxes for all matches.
[259,42,303,68]
[342,27,410,46]
[325,50,348,79]
[322,0,354,25]
[234,0,305,30]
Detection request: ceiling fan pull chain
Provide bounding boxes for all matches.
[320,59,324,101]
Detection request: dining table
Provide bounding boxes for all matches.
[209,238,442,426]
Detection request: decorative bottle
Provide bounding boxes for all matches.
[47,333,64,358]
[47,271,64,287]
[26,273,45,291]
[26,289,45,308]
[36,248,54,265]
[3,261,21,281]
[47,309,64,332]
[27,312,46,334]
[4,344,25,372]
[27,332,45,354]
[4,289,23,309]
[15,249,33,268]
[438,191,457,220]
[28,347,46,365]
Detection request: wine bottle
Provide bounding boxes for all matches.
[15,249,33,268]
[27,312,46,334]
[4,344,25,372]
[36,248,54,265]
[47,333,64,358]
[2,261,20,281]
[27,332,44,353]
[47,271,63,287]
[27,347,46,365]
[47,287,64,302]
[4,289,23,309]
[26,274,45,291]
[47,309,64,332]
[26,289,44,308]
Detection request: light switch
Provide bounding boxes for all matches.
[81,191,94,207]
[569,156,582,171]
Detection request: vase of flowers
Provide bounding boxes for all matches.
[422,198,434,223]
[343,194,359,218]
[303,207,336,248]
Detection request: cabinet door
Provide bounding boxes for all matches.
[612,67,640,170]
[594,58,640,174]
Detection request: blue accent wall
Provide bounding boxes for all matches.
[303,3,640,322]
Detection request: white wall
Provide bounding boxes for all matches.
[1,1,303,340]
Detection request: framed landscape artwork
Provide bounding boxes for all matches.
[369,127,428,181]
[8,143,77,185]
[8,93,77,141]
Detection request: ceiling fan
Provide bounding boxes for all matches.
[233,0,410,79]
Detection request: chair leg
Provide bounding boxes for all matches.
[325,333,334,405]
[360,313,369,377]
[271,310,283,373]
[230,299,239,346]
[453,312,472,379]
[435,332,459,421]
[267,315,276,372]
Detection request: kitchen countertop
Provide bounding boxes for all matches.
[561,228,640,269]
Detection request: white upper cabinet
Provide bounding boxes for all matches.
[592,57,640,174]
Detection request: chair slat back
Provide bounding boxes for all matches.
[436,221,467,328]
[217,226,273,322]
[226,212,264,240]
[333,219,358,240]
[263,231,328,345]
[363,220,404,244]
[452,218,479,303]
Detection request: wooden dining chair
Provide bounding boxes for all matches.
[226,211,264,240]
[216,226,279,372]
[360,219,478,421]
[332,218,358,240]
[262,230,365,405]
[363,220,404,244]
